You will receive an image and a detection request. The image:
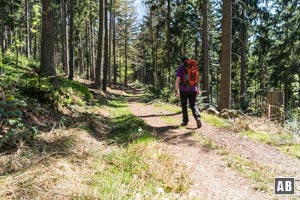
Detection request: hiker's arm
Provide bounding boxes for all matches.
[196,72,201,95]
[175,76,180,96]
[197,75,200,95]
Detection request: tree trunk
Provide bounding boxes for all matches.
[202,0,210,103]
[113,3,117,84]
[15,30,19,68]
[33,32,37,59]
[194,37,198,61]
[1,4,5,54]
[61,0,69,75]
[90,11,95,81]
[79,34,84,74]
[102,0,108,92]
[240,13,247,110]
[150,12,155,88]
[86,22,90,80]
[95,0,104,88]
[108,0,113,86]
[124,29,128,86]
[118,50,121,82]
[25,0,31,58]
[68,0,74,80]
[40,0,56,76]
[166,0,171,86]
[219,0,232,109]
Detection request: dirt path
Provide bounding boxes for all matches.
[124,93,300,200]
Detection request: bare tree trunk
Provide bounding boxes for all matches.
[166,0,171,86]
[25,0,31,58]
[40,0,56,76]
[118,50,121,83]
[1,5,5,54]
[90,10,95,81]
[113,2,117,85]
[61,0,69,75]
[86,22,90,80]
[219,0,232,109]
[202,0,210,103]
[33,32,37,59]
[150,12,155,88]
[79,34,84,75]
[194,37,198,60]
[68,0,74,80]
[108,0,113,86]
[124,29,128,86]
[102,0,108,92]
[95,0,104,88]
[240,13,248,110]
[16,29,19,68]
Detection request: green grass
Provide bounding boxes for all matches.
[152,102,181,113]
[278,145,300,158]
[193,133,223,150]
[201,113,228,128]
[87,97,191,199]
[194,132,277,193]
[239,131,273,143]
[224,154,276,192]
[239,130,300,158]
[105,98,155,146]
[160,115,179,125]
[89,142,189,199]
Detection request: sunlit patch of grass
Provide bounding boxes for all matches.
[194,132,278,193]
[152,102,181,113]
[201,113,228,128]
[86,98,191,199]
[239,131,300,158]
[89,142,190,199]
[239,131,273,143]
[160,115,178,125]
[193,133,223,150]
[106,98,155,146]
[224,154,277,192]
[277,144,300,159]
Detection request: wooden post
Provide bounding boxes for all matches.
[267,91,284,125]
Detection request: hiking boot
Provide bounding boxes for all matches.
[180,122,188,126]
[196,119,202,128]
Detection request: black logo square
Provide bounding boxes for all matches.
[274,177,295,195]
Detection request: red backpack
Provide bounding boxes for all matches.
[182,59,199,87]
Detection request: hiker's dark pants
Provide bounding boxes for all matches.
[180,91,201,123]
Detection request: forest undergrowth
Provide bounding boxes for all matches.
[0,53,191,199]
[1,52,300,199]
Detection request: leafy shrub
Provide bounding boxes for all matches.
[0,97,38,149]
[285,108,300,136]
[18,73,93,109]
[0,51,92,150]
[133,80,144,89]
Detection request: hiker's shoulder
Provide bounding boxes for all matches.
[176,65,183,74]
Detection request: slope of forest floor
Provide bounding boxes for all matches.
[116,85,300,200]
[1,76,300,199]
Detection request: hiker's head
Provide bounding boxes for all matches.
[181,56,188,64]
[180,56,189,64]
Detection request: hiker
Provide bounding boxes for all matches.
[174,56,202,128]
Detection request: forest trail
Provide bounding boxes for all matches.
[107,86,300,200]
